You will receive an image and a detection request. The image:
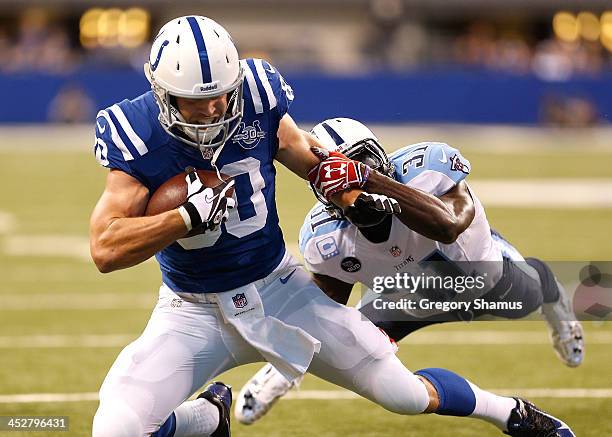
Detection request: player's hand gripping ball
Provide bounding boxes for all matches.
[145,168,235,236]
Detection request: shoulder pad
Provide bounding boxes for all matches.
[299,203,349,255]
[241,58,294,117]
[390,142,471,196]
[93,93,164,171]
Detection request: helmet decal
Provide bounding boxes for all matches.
[321,121,345,147]
[150,40,169,72]
[186,16,212,84]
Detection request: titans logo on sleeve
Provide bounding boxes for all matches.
[93,58,294,293]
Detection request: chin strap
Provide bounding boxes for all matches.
[209,141,226,182]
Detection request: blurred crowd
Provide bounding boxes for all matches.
[0,9,76,73]
[1,7,609,77]
[449,22,607,80]
[0,6,608,125]
[0,8,148,74]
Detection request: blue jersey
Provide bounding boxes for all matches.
[93,58,294,293]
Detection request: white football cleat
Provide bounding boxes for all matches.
[234,363,301,425]
[541,281,584,368]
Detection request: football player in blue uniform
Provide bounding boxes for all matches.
[90,16,575,437]
[236,118,580,436]
[89,16,373,436]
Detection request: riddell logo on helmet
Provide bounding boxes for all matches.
[200,83,219,92]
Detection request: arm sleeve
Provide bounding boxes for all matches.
[298,207,357,284]
[302,237,348,280]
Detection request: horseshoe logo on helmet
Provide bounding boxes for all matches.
[151,40,170,71]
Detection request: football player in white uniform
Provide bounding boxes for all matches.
[236,118,582,436]
[89,17,575,437]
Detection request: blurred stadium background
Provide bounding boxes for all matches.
[0,1,611,436]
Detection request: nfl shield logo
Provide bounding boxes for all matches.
[390,246,402,257]
[201,148,214,160]
[232,293,248,309]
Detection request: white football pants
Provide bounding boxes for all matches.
[92,252,429,436]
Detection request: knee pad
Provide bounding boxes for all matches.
[525,257,560,303]
[415,368,476,416]
[92,401,144,437]
[356,354,430,415]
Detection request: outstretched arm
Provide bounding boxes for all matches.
[275,113,361,207]
[364,172,475,244]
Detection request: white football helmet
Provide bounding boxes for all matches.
[144,16,244,150]
[310,117,394,212]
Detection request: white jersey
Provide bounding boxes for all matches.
[299,142,504,301]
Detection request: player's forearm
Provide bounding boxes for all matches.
[277,129,361,208]
[364,172,460,243]
[277,130,320,179]
[91,210,187,273]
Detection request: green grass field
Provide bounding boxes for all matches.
[0,128,611,436]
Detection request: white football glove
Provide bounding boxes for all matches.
[178,167,236,232]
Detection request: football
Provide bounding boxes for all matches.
[145,169,233,235]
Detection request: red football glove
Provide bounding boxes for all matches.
[307,147,370,201]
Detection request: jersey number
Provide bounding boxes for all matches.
[401,146,428,174]
[177,157,268,250]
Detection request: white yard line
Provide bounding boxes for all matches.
[470,179,612,208]
[2,235,91,261]
[0,210,16,234]
[0,393,100,404]
[1,388,611,404]
[372,125,612,154]
[0,125,93,152]
[2,293,155,310]
[1,331,610,349]
[1,234,156,263]
[284,388,612,400]
[0,334,137,348]
[406,330,612,345]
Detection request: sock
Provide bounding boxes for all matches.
[467,381,517,431]
[173,398,220,437]
[415,368,516,431]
